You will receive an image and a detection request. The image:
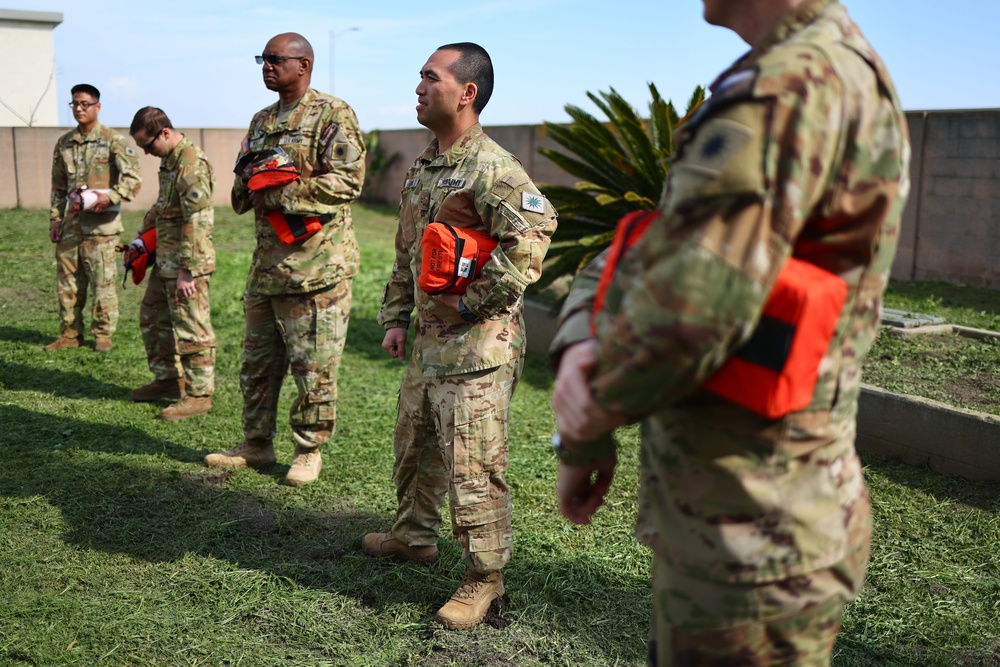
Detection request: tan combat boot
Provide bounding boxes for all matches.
[130,378,184,402]
[361,532,439,565]
[434,569,505,630]
[94,337,113,353]
[204,439,276,468]
[44,336,82,351]
[160,395,212,421]
[285,446,322,486]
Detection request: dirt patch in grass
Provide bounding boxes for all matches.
[865,330,1000,416]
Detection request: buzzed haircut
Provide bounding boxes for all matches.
[71,84,100,100]
[437,42,493,114]
[130,106,174,136]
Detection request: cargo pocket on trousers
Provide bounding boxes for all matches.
[453,386,509,481]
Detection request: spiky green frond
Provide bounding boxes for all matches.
[536,83,707,290]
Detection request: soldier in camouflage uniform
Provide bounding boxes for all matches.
[128,107,217,421]
[203,33,366,487]
[47,83,142,352]
[549,1,910,664]
[362,43,557,630]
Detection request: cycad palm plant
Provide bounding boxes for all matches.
[536,83,705,290]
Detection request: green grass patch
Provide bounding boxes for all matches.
[0,207,997,666]
[867,282,1000,415]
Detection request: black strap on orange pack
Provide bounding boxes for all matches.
[418,222,499,295]
[266,211,331,245]
[591,209,847,419]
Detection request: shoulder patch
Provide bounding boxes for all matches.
[125,147,136,157]
[682,119,755,176]
[521,191,546,213]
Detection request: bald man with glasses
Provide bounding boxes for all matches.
[204,32,366,487]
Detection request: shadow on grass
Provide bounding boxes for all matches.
[860,452,1000,512]
[0,325,55,346]
[0,404,647,665]
[0,361,130,400]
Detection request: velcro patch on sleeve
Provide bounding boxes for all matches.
[665,102,768,207]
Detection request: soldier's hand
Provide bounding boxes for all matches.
[90,192,112,214]
[176,269,196,299]
[553,340,628,441]
[556,456,617,525]
[382,327,408,361]
[49,225,61,243]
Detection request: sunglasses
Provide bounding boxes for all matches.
[255,54,305,66]
[140,128,163,153]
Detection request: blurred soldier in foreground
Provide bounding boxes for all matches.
[128,107,217,421]
[204,32,366,486]
[47,84,142,352]
[550,0,910,664]
[362,43,557,630]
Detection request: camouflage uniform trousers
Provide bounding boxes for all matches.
[641,433,872,667]
[54,225,119,339]
[139,268,216,397]
[240,279,352,450]
[389,353,522,574]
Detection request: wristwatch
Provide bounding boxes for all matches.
[458,299,478,323]
[551,432,617,466]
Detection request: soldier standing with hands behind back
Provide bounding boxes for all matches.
[128,107,217,421]
[550,0,910,664]
[204,32,366,487]
[47,84,142,352]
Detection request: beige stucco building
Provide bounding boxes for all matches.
[0,9,63,127]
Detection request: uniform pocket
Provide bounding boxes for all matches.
[452,385,509,481]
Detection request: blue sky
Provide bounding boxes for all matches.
[7,0,1000,131]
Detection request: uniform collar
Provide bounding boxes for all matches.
[756,0,835,54]
[420,123,485,167]
[161,134,190,170]
[264,87,317,131]
[709,0,836,94]
[73,122,105,143]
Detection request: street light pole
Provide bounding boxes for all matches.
[329,27,360,96]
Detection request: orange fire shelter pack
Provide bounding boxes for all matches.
[116,227,158,287]
[419,222,498,295]
[236,147,329,245]
[592,210,847,419]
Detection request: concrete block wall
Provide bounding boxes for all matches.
[4,108,1000,288]
[1,126,246,213]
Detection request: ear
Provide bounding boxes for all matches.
[459,81,478,111]
[298,57,311,76]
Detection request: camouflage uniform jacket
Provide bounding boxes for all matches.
[232,87,366,295]
[138,135,215,278]
[378,124,557,376]
[50,122,142,236]
[551,0,910,582]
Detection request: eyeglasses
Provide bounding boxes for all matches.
[140,128,163,153]
[255,54,305,66]
[68,101,97,110]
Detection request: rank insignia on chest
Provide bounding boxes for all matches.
[521,192,546,213]
[437,177,466,189]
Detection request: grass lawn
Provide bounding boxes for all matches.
[0,205,998,666]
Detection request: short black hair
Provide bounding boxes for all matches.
[71,84,100,100]
[436,42,493,115]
